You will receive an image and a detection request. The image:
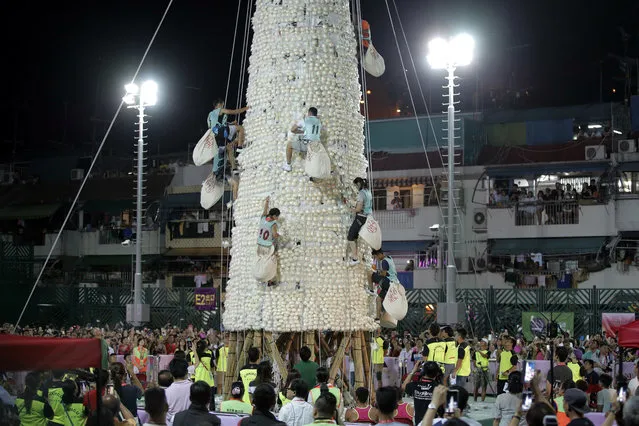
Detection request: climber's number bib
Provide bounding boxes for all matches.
[259,229,270,241]
[311,125,319,136]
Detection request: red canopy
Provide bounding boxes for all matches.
[618,320,639,348]
[0,335,103,371]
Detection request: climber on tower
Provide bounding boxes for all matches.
[257,196,280,256]
[347,177,373,266]
[369,248,397,318]
[281,107,321,172]
[207,99,248,177]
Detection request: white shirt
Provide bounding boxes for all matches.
[278,397,314,426]
[165,380,192,423]
[629,377,639,396]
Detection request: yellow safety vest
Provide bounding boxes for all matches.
[427,340,446,364]
[475,350,489,369]
[47,386,65,425]
[498,350,513,380]
[194,351,215,386]
[240,367,258,404]
[62,403,86,426]
[218,346,229,373]
[220,399,253,415]
[279,392,291,406]
[568,362,583,382]
[309,385,342,408]
[16,398,50,426]
[457,344,471,377]
[373,337,384,365]
[444,339,457,365]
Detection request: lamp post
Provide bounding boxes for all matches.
[427,34,474,324]
[123,81,157,326]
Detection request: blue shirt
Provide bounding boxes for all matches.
[207,108,227,129]
[357,189,373,215]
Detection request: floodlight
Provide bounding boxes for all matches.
[141,80,158,106]
[123,94,136,105]
[125,83,139,94]
[450,33,474,67]
[426,37,449,70]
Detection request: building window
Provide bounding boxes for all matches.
[399,188,412,208]
[373,189,386,211]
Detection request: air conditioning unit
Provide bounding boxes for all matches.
[70,168,85,181]
[617,139,637,154]
[584,145,606,160]
[472,207,487,232]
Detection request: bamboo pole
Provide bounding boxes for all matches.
[305,331,316,362]
[254,330,263,358]
[223,332,238,399]
[329,333,350,383]
[353,331,364,389]
[265,331,288,383]
[319,332,331,360]
[284,333,296,370]
[236,331,254,375]
[360,332,372,391]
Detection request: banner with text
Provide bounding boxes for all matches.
[195,288,216,311]
[602,313,636,336]
[522,312,574,341]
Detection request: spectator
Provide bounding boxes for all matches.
[494,372,525,426]
[294,346,319,389]
[165,358,191,423]
[311,385,339,426]
[143,388,169,426]
[15,372,54,426]
[249,361,275,401]
[596,374,616,413]
[623,396,639,425]
[238,347,261,404]
[158,370,174,389]
[562,389,593,426]
[278,379,314,426]
[239,384,285,426]
[420,385,481,426]
[220,382,253,415]
[345,387,378,423]
[173,381,221,426]
[110,362,144,418]
[629,361,639,396]
[547,347,574,395]
[373,387,405,426]
[391,192,403,209]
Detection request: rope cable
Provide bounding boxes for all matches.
[12,0,175,333]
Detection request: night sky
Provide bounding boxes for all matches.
[1,0,637,160]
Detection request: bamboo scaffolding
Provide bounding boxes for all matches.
[223,332,238,398]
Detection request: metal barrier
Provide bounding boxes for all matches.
[515,200,579,226]
[2,284,638,339]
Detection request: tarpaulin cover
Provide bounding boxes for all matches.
[0,335,102,370]
[618,320,639,348]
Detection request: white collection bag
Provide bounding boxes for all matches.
[358,215,382,250]
[363,43,386,77]
[200,173,225,209]
[192,129,216,166]
[253,245,278,282]
[379,312,398,329]
[383,281,408,321]
[304,141,332,179]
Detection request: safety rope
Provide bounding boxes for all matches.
[13,0,176,332]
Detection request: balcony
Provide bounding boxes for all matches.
[375,206,441,241]
[165,221,227,249]
[487,200,616,239]
[62,229,163,257]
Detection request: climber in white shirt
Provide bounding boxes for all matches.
[282,107,321,171]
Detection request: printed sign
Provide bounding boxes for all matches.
[522,312,574,341]
[195,288,216,311]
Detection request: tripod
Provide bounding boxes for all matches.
[535,311,564,402]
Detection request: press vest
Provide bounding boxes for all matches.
[239,366,258,404]
[218,346,229,372]
[475,350,489,369]
[568,362,583,382]
[62,402,86,426]
[47,385,65,425]
[279,392,291,406]
[457,343,471,377]
[309,384,342,408]
[220,399,253,415]
[373,337,385,365]
[16,397,49,426]
[498,350,513,380]
[444,338,457,365]
[258,217,278,247]
[426,339,446,365]
[194,351,215,386]
[303,116,321,142]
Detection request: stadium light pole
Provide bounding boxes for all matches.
[427,34,474,323]
[123,81,157,326]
